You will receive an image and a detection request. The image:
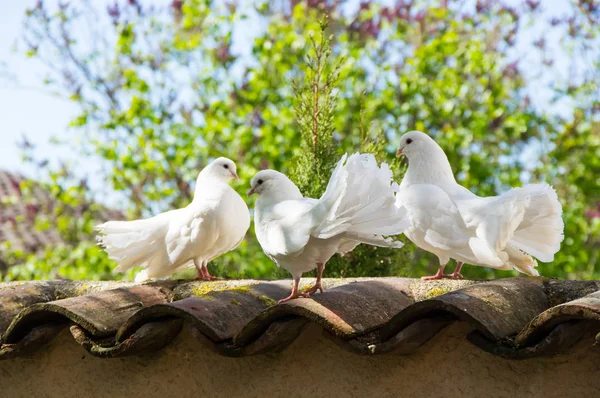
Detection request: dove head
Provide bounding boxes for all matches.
[200,157,239,182]
[396,131,440,159]
[396,131,455,185]
[249,170,303,205]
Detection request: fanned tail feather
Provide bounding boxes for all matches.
[508,184,564,265]
[95,218,168,273]
[134,269,150,283]
[456,183,563,274]
[343,232,404,248]
[505,244,539,276]
[315,153,408,248]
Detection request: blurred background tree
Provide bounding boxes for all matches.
[1,0,599,281]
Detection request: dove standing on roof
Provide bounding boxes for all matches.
[96,157,250,282]
[249,153,409,303]
[395,131,564,280]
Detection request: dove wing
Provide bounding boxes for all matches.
[399,183,470,251]
[164,207,219,265]
[401,183,512,267]
[260,198,321,257]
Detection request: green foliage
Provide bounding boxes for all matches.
[1,168,131,281]
[3,242,126,281]
[289,18,341,198]
[287,19,407,278]
[3,0,600,281]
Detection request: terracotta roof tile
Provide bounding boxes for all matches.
[0,170,63,255]
[0,170,123,259]
[0,277,599,360]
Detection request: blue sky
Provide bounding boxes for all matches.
[0,0,582,180]
[0,0,260,180]
[0,1,79,176]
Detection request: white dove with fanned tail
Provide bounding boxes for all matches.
[96,157,250,282]
[395,131,564,279]
[249,153,409,303]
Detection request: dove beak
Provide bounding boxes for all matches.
[248,187,256,196]
[396,147,404,157]
[231,171,240,180]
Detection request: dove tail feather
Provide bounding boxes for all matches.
[508,184,564,265]
[134,269,150,283]
[315,153,408,246]
[506,244,539,276]
[95,219,167,273]
[342,233,404,249]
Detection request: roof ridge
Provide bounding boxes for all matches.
[0,277,598,360]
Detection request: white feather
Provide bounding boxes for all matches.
[396,131,564,275]
[96,157,250,281]
[252,153,409,279]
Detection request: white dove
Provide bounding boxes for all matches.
[96,157,250,282]
[249,153,409,303]
[395,131,564,280]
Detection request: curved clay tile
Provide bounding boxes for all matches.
[0,278,599,360]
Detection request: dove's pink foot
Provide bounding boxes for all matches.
[301,282,323,297]
[278,278,301,304]
[278,293,301,303]
[193,259,211,281]
[301,262,325,298]
[194,267,211,281]
[422,272,463,280]
[203,267,221,281]
[448,262,464,279]
[421,268,445,280]
[422,262,464,280]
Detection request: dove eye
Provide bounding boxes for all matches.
[406,138,413,144]
[257,179,263,185]
[223,164,229,169]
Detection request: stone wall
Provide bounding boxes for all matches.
[1,321,599,398]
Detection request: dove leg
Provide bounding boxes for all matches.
[449,262,464,279]
[199,266,211,280]
[422,260,465,280]
[193,259,211,281]
[202,262,221,281]
[193,258,204,280]
[421,261,447,280]
[301,262,325,297]
[278,278,301,304]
